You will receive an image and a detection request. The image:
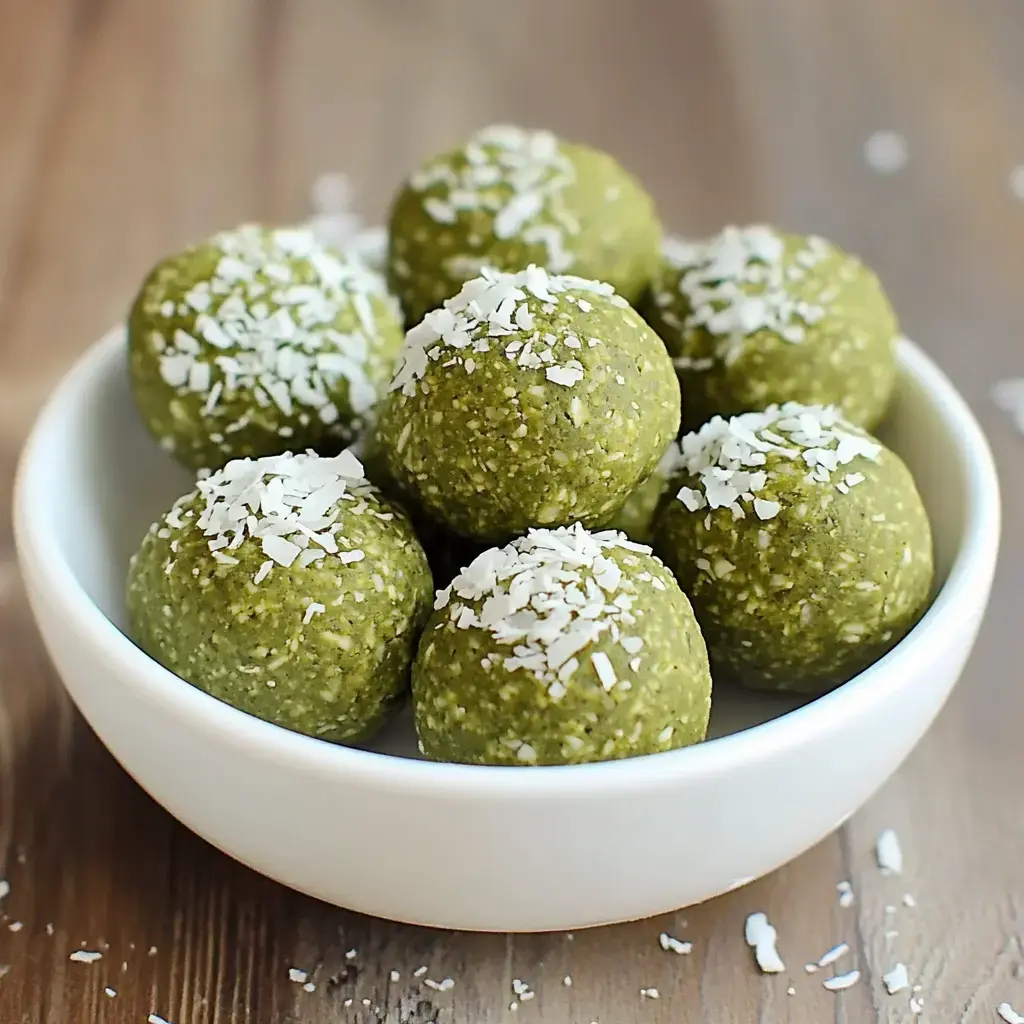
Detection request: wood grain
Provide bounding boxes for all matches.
[0,0,1022,1021]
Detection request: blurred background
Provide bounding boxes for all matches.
[1,1,1022,1021]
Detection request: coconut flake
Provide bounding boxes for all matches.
[822,970,861,992]
[836,880,855,908]
[434,523,661,692]
[152,225,389,440]
[745,912,785,973]
[670,401,880,522]
[817,942,849,968]
[160,449,374,583]
[69,951,103,963]
[659,932,692,955]
[864,130,909,174]
[999,1003,1024,1024]
[883,963,909,994]
[876,828,903,874]
[659,226,841,367]
[390,265,616,398]
[409,126,576,271]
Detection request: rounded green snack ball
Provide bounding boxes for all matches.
[653,403,934,695]
[413,523,712,765]
[126,450,432,742]
[642,227,899,431]
[388,124,662,325]
[377,265,681,543]
[128,224,404,471]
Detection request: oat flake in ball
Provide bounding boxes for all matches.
[128,224,404,471]
[388,124,662,325]
[653,403,933,695]
[126,450,432,742]
[376,265,681,543]
[413,523,711,766]
[643,226,899,431]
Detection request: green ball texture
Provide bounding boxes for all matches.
[128,224,404,471]
[653,403,934,695]
[376,266,681,543]
[126,450,433,742]
[642,227,899,431]
[413,524,712,766]
[387,124,662,325]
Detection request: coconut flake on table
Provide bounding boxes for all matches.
[389,264,625,398]
[659,932,693,955]
[410,125,577,272]
[670,402,881,521]
[999,1002,1024,1024]
[0,880,8,901]
[744,912,785,973]
[883,962,910,995]
[653,225,839,366]
[876,828,903,874]
[433,522,664,690]
[153,224,389,436]
[836,880,855,908]
[822,969,861,992]
[816,943,850,969]
[69,950,103,963]
[161,450,372,591]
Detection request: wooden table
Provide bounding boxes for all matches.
[2,1,1023,1021]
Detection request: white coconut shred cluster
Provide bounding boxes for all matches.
[389,264,626,397]
[672,402,881,522]
[152,225,388,435]
[407,125,577,275]
[433,523,663,698]
[657,225,837,367]
[159,450,388,582]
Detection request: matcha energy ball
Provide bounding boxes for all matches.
[643,226,900,430]
[377,265,681,542]
[653,403,934,694]
[129,224,404,470]
[126,450,433,742]
[388,124,662,324]
[414,523,712,765]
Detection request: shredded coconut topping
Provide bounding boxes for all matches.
[160,450,377,580]
[411,125,577,271]
[671,402,881,520]
[433,523,658,691]
[744,912,785,973]
[656,225,838,366]
[389,264,623,397]
[152,225,390,437]
[999,1003,1024,1024]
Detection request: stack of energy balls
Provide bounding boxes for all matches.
[125,125,934,766]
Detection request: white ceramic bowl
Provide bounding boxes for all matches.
[14,329,999,932]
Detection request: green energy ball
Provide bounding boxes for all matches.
[642,227,900,431]
[388,124,662,325]
[377,265,681,543]
[600,442,680,544]
[413,523,711,765]
[126,450,432,742]
[128,224,404,471]
[653,403,934,695]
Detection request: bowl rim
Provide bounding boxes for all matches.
[13,328,1001,798]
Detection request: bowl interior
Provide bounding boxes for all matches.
[33,331,964,759]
